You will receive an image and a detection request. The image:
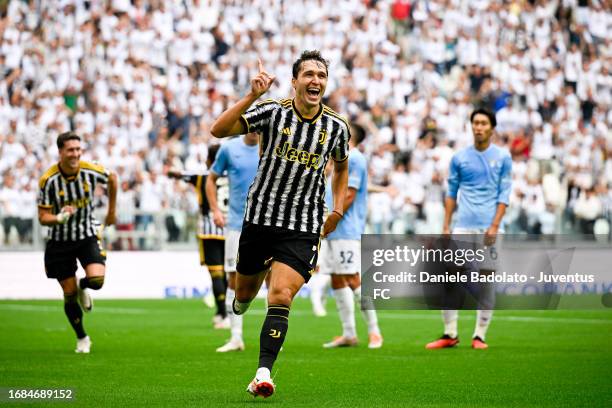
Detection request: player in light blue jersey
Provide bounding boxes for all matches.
[426,108,512,350]
[317,124,383,349]
[206,132,259,352]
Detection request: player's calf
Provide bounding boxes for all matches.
[258,304,290,368]
[63,292,87,340]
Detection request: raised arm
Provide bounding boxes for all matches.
[210,59,276,138]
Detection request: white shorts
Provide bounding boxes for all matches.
[318,239,361,275]
[224,229,240,272]
[451,227,502,271]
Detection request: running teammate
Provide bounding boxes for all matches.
[38,132,117,353]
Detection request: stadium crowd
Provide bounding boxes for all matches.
[0,0,610,247]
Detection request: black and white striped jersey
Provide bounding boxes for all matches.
[180,173,228,240]
[38,161,109,242]
[240,98,350,234]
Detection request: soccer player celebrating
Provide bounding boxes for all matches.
[321,124,383,349]
[210,50,349,397]
[167,144,229,329]
[38,132,117,353]
[426,108,512,350]
[206,132,259,352]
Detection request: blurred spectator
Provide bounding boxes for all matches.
[0,0,609,245]
[574,187,603,236]
[0,173,27,244]
[114,180,137,250]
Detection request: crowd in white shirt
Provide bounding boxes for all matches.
[0,0,610,246]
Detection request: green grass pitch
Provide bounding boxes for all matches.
[1,298,610,407]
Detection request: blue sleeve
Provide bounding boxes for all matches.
[347,155,363,190]
[447,154,460,199]
[211,145,229,176]
[497,154,512,205]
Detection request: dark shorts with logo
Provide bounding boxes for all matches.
[44,236,106,281]
[236,221,320,283]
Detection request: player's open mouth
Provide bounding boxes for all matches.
[307,88,320,97]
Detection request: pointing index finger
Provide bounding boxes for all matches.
[258,58,264,73]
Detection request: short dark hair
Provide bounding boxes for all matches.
[57,132,81,149]
[292,50,329,79]
[470,108,497,128]
[350,123,367,146]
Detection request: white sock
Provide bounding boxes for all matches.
[334,287,356,338]
[354,286,380,335]
[352,285,361,304]
[256,367,271,380]
[309,273,329,311]
[225,288,243,341]
[442,310,458,338]
[310,289,325,312]
[320,274,330,305]
[474,310,493,340]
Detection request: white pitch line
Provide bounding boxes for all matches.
[249,309,612,325]
[0,304,148,314]
[1,303,610,324]
[376,313,612,325]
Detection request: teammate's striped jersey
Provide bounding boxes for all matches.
[241,98,350,234]
[180,173,228,239]
[38,161,109,242]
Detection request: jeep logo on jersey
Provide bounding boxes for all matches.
[274,141,321,169]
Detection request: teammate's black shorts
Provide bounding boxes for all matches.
[44,236,106,281]
[198,236,224,272]
[236,221,320,282]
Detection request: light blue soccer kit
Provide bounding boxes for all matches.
[321,148,368,274]
[211,137,259,271]
[447,144,512,232]
[447,144,512,311]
